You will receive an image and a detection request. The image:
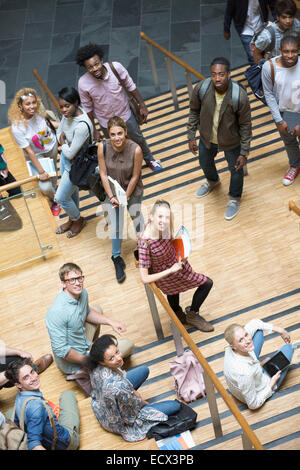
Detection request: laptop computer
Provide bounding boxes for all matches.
[262,350,290,377]
[282,111,300,132]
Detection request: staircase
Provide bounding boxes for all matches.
[75,65,300,450]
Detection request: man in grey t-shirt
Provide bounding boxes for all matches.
[253,0,300,62]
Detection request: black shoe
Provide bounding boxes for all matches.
[111,256,126,283]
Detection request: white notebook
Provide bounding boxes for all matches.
[26,157,56,177]
[107,176,127,206]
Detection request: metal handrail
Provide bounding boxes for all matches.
[140,32,205,108]
[148,280,264,450]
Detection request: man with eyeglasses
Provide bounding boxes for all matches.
[46,262,134,395]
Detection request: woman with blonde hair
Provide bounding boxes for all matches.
[8,88,60,215]
[98,115,144,283]
[138,199,214,332]
[223,318,293,409]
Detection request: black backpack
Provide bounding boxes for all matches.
[69,121,106,201]
[146,402,197,440]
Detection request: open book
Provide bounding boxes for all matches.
[172,226,192,260]
[156,431,195,450]
[26,157,56,178]
[107,176,127,206]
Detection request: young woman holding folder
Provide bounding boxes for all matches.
[138,199,214,332]
[97,116,144,283]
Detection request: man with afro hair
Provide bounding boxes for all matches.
[76,43,162,172]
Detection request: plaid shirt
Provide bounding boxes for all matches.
[138,237,206,295]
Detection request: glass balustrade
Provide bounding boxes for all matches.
[0,185,59,272]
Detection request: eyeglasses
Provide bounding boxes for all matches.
[64,275,85,285]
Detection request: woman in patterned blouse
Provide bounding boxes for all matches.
[138,199,214,332]
[86,334,180,442]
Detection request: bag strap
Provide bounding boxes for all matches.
[109,62,131,100]
[231,81,240,113]
[19,397,58,451]
[198,78,212,103]
[268,59,275,86]
[198,78,240,113]
[76,120,92,145]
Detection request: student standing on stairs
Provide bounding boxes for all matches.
[98,116,144,283]
[187,57,252,220]
[76,43,162,172]
[261,35,300,186]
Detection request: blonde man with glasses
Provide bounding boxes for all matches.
[46,263,134,395]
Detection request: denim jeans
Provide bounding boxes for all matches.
[240,34,255,65]
[252,330,294,389]
[198,139,244,198]
[100,112,153,164]
[55,153,80,221]
[126,365,181,416]
[279,131,300,167]
[105,192,144,258]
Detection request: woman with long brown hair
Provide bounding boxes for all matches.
[98,115,144,283]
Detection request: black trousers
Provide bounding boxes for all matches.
[0,171,21,197]
[167,277,213,313]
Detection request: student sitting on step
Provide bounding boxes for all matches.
[223,318,294,409]
[85,334,181,442]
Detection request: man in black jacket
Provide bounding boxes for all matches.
[224,0,276,64]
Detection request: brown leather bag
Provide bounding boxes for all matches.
[108,62,146,125]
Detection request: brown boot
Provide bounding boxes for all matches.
[185,307,214,332]
[174,307,187,325]
[33,354,53,374]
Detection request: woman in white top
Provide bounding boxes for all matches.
[223,318,294,409]
[55,87,93,238]
[8,88,60,215]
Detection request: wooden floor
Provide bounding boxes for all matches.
[1,65,300,450]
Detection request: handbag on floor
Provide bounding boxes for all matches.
[0,198,23,232]
[146,401,197,440]
[169,350,206,403]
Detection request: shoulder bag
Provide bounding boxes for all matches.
[69,121,106,201]
[146,401,197,440]
[0,397,59,450]
[108,62,146,125]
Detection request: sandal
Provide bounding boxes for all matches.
[56,218,72,234]
[67,217,86,238]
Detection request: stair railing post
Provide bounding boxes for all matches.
[170,321,185,357]
[146,42,160,94]
[185,70,194,100]
[144,283,164,340]
[242,432,254,450]
[202,371,223,438]
[165,56,179,110]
